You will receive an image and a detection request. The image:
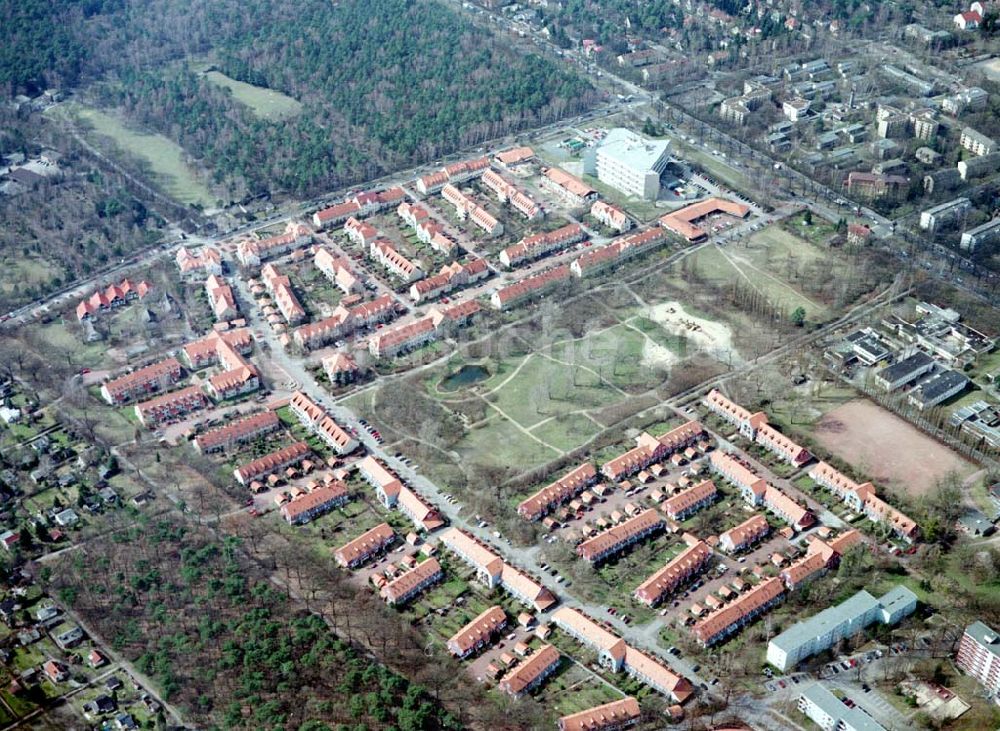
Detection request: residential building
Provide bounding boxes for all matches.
[958,152,1000,181]
[634,541,712,607]
[540,167,597,207]
[314,248,363,295]
[576,509,665,564]
[344,216,379,247]
[205,274,238,321]
[499,223,585,267]
[692,578,785,646]
[601,422,703,482]
[659,198,750,242]
[76,278,152,320]
[617,49,660,67]
[135,385,207,428]
[883,301,994,365]
[571,227,669,277]
[370,239,424,282]
[233,441,310,487]
[955,10,983,30]
[719,514,770,553]
[280,481,350,525]
[494,146,535,169]
[808,462,874,512]
[409,258,489,303]
[517,463,597,521]
[961,217,1000,252]
[447,606,507,658]
[907,369,969,410]
[582,128,670,200]
[767,586,917,671]
[260,263,306,324]
[235,222,312,266]
[499,644,560,697]
[558,697,640,731]
[489,264,572,310]
[175,246,222,276]
[369,317,437,359]
[924,165,961,193]
[763,485,815,531]
[380,558,443,606]
[322,352,360,386]
[956,621,1000,694]
[359,456,445,532]
[591,201,633,233]
[101,358,182,405]
[415,157,490,195]
[874,351,935,390]
[920,198,971,232]
[182,329,253,370]
[710,451,768,505]
[193,411,280,454]
[312,187,406,229]
[798,683,887,731]
[783,98,811,122]
[481,169,542,220]
[334,523,396,569]
[847,224,872,246]
[204,337,259,401]
[960,127,997,156]
[293,295,396,350]
[910,110,939,141]
[663,480,718,521]
[845,172,907,200]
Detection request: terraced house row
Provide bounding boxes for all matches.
[101,357,182,405]
[570,227,670,278]
[692,577,786,646]
[719,513,771,553]
[234,441,311,488]
[808,462,919,542]
[312,186,407,229]
[380,557,444,606]
[397,201,458,256]
[663,479,718,521]
[705,389,811,466]
[576,509,665,564]
[415,157,490,196]
[551,607,694,703]
[489,264,572,310]
[499,223,586,268]
[558,697,640,731]
[709,451,815,531]
[292,294,396,350]
[600,421,706,482]
[280,480,350,525]
[288,391,358,455]
[481,169,543,221]
[446,605,508,659]
[517,463,598,522]
[409,258,489,304]
[370,239,424,282]
[634,540,713,607]
[236,222,313,267]
[193,410,281,454]
[359,456,445,532]
[368,299,481,359]
[334,523,396,569]
[438,528,557,612]
[441,184,503,237]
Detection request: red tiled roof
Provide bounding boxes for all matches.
[334,523,395,568]
[558,697,640,731]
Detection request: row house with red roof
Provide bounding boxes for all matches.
[292,294,396,350]
[380,557,444,606]
[175,246,222,276]
[591,201,633,233]
[260,264,306,325]
[370,239,424,282]
[499,223,586,268]
[334,523,396,569]
[570,228,669,278]
[540,167,598,207]
[287,391,358,454]
[481,170,543,221]
[101,357,182,405]
[205,274,238,321]
[808,462,919,542]
[369,317,436,359]
[193,410,281,454]
[415,157,490,195]
[397,202,459,254]
[280,481,350,525]
[234,441,311,487]
[447,605,508,659]
[135,385,208,428]
[235,222,313,267]
[76,279,152,321]
[517,463,598,522]
[490,264,572,310]
[718,513,770,553]
[441,184,504,237]
[494,146,535,170]
[692,577,785,646]
[705,389,811,466]
[359,456,445,532]
[576,509,665,564]
[663,479,718,521]
[344,216,380,247]
[314,248,364,295]
[181,329,253,370]
[558,698,640,731]
[409,258,489,303]
[204,337,259,401]
[601,421,704,482]
[312,187,408,229]
[498,644,561,697]
[634,540,713,607]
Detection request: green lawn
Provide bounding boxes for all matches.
[203,71,303,120]
[0,257,61,299]
[47,102,215,207]
[528,414,603,454]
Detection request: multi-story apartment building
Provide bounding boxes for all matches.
[957,621,1000,695]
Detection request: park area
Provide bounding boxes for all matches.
[202,70,303,120]
[45,102,216,208]
[811,399,976,497]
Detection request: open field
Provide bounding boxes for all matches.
[686,227,832,321]
[203,70,303,120]
[971,57,1000,82]
[46,102,215,207]
[812,399,976,496]
[0,257,62,298]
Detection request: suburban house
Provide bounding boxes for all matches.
[441,184,503,237]
[205,274,238,321]
[292,294,396,350]
[314,248,364,295]
[233,441,311,487]
[601,421,704,482]
[134,385,207,428]
[704,389,810,465]
[193,411,280,454]
[576,509,665,564]
[175,246,222,276]
[571,228,669,278]
[415,157,490,195]
[808,462,918,542]
[101,358,183,405]
[499,223,586,267]
[718,514,770,553]
[447,605,508,659]
[280,481,350,525]
[380,557,444,606]
[260,264,306,325]
[76,278,152,321]
[334,522,396,569]
[517,463,598,522]
[359,456,445,532]
[692,577,785,646]
[288,391,358,455]
[634,541,713,607]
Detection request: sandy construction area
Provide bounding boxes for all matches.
[812,399,974,497]
[646,301,739,363]
[641,338,679,370]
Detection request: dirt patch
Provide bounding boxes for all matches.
[646,301,740,363]
[641,338,679,370]
[812,399,975,497]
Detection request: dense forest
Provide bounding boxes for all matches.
[3,0,598,199]
[48,517,464,730]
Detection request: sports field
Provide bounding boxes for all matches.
[203,71,303,121]
[812,399,975,496]
[47,103,215,207]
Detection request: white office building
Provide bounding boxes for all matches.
[582,128,670,200]
[767,586,917,672]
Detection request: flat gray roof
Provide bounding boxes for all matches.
[800,683,886,731]
[877,351,934,383]
[965,621,1000,660]
[770,590,880,654]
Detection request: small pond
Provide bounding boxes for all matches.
[438,364,491,392]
